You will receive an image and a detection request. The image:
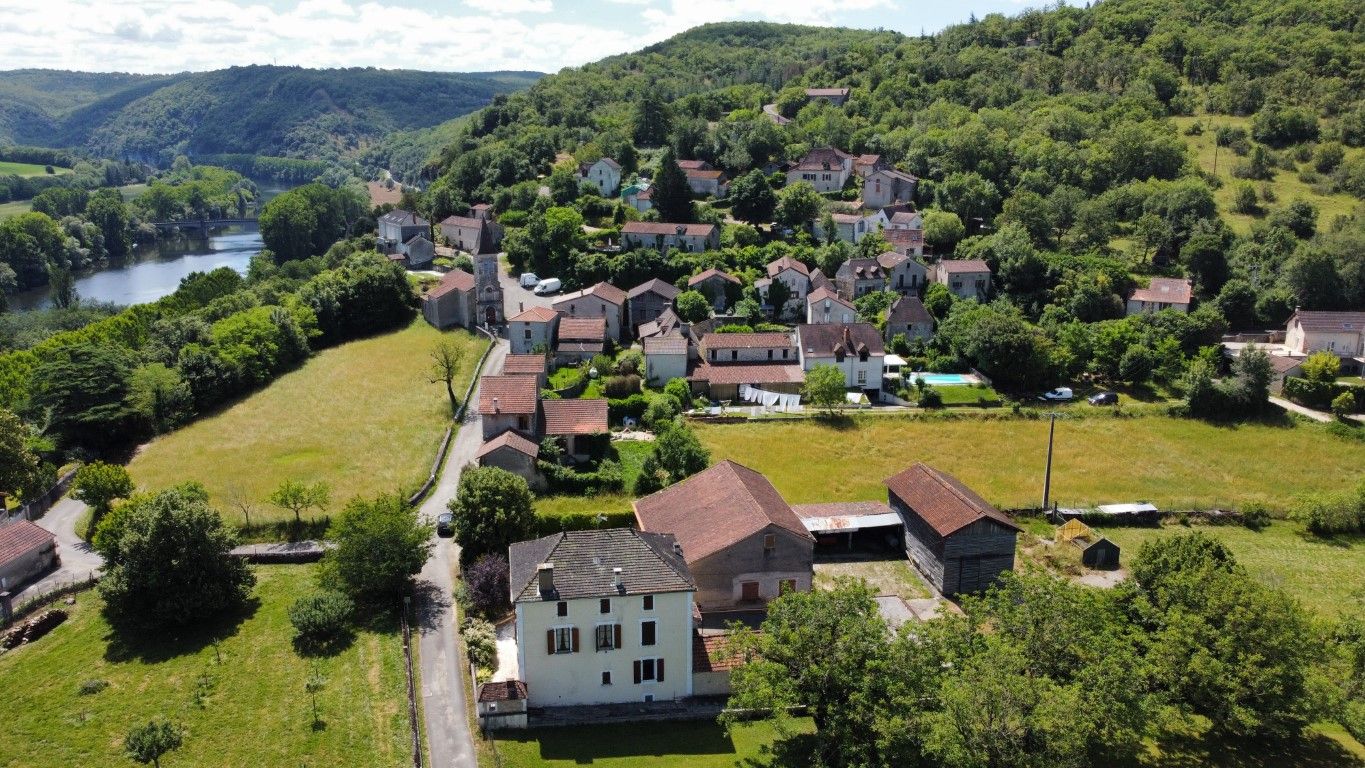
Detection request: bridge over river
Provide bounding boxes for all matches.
[148,217,259,231]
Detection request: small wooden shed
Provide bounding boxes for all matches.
[1074,536,1120,569]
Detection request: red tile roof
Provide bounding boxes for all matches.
[1290,310,1365,333]
[477,680,528,702]
[700,332,794,351]
[791,147,854,171]
[938,259,990,274]
[883,463,1019,537]
[1130,277,1192,305]
[690,362,805,386]
[541,398,609,435]
[688,268,740,287]
[685,169,725,180]
[475,430,540,460]
[767,255,809,278]
[425,269,475,300]
[502,354,546,376]
[677,160,712,170]
[806,286,854,310]
[557,317,607,341]
[553,281,628,307]
[643,334,688,356]
[0,520,54,567]
[887,296,932,326]
[509,306,559,323]
[693,632,746,673]
[634,460,813,562]
[477,375,539,416]
[797,323,885,357]
[622,222,719,238]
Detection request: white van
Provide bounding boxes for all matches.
[533,278,562,295]
[519,272,539,288]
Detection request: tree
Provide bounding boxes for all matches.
[429,339,467,417]
[259,191,317,262]
[324,493,433,603]
[304,670,326,728]
[935,172,1000,232]
[854,290,896,326]
[1118,345,1155,385]
[72,462,134,524]
[764,277,792,320]
[923,282,953,319]
[289,590,353,652]
[922,209,966,253]
[632,88,671,147]
[673,290,711,322]
[651,147,693,223]
[0,408,40,504]
[462,554,510,618]
[1301,350,1341,383]
[97,486,255,628]
[124,720,183,768]
[28,342,143,450]
[448,467,535,565]
[652,420,709,482]
[269,480,330,526]
[938,301,1057,392]
[49,266,76,309]
[803,364,847,414]
[1215,279,1258,331]
[85,189,132,260]
[1131,532,1237,596]
[776,181,823,230]
[729,169,777,224]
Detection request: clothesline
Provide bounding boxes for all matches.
[738,384,802,411]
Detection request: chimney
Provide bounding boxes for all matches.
[612,567,623,591]
[537,563,554,596]
[492,397,500,413]
[672,541,683,557]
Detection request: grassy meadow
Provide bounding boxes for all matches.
[0,566,411,768]
[129,320,487,525]
[0,160,70,177]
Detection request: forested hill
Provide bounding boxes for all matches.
[0,66,542,166]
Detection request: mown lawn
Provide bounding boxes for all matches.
[1097,520,1365,618]
[696,413,1365,513]
[485,719,815,768]
[0,565,411,768]
[931,384,1002,407]
[533,440,653,521]
[130,319,488,525]
[0,160,70,177]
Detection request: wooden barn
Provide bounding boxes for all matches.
[884,463,1019,597]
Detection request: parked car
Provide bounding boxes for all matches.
[519,272,540,288]
[533,277,562,295]
[436,512,454,537]
[1088,391,1119,406]
[1041,387,1074,401]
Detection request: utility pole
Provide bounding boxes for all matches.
[1041,412,1058,511]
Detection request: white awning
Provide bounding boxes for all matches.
[801,512,904,534]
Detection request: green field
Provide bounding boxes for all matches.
[0,565,411,767]
[0,160,70,177]
[695,413,1365,513]
[130,320,488,525]
[485,719,813,768]
[0,182,148,220]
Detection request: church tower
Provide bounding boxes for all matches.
[475,250,504,326]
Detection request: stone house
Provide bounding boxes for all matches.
[813,211,873,245]
[877,251,927,295]
[862,168,918,210]
[502,353,549,389]
[478,375,540,440]
[643,333,688,386]
[578,157,622,197]
[934,259,992,301]
[509,306,560,355]
[555,317,608,365]
[552,282,628,342]
[785,147,855,194]
[440,205,505,256]
[806,287,857,325]
[796,323,886,396]
[683,168,729,198]
[0,520,58,592]
[475,432,543,492]
[541,399,609,459]
[633,460,815,611]
[378,209,430,254]
[854,154,887,177]
[834,258,887,300]
[885,296,934,342]
[692,332,803,400]
[620,222,720,254]
[884,228,926,258]
[805,88,850,106]
[885,463,1019,597]
[509,528,696,707]
[686,268,741,312]
[421,269,476,330]
[762,255,812,318]
[1284,310,1365,374]
[1126,277,1192,316]
[627,278,680,336]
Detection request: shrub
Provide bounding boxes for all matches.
[463,554,510,619]
[918,388,944,408]
[288,590,354,650]
[1232,183,1259,214]
[538,458,624,495]
[78,679,109,696]
[462,617,498,672]
[642,393,682,429]
[1240,502,1271,532]
[615,350,643,376]
[1333,391,1357,418]
[608,393,649,423]
[1293,490,1364,535]
[604,374,641,398]
[663,377,692,408]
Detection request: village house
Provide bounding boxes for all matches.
[885,295,934,342]
[620,180,653,213]
[886,463,1019,597]
[854,154,887,177]
[809,267,834,293]
[785,147,855,193]
[805,87,850,106]
[637,305,683,341]
[439,205,504,255]
[578,157,622,196]
[834,257,887,300]
[541,399,609,460]
[627,278,680,335]
[676,160,713,171]
[762,255,812,318]
[692,332,804,401]
[1126,277,1192,315]
[687,268,741,313]
[806,287,856,325]
[813,210,873,244]
[1284,309,1365,374]
[620,222,720,254]
[502,353,549,389]
[633,460,815,611]
[884,227,926,258]
[509,306,560,355]
[509,528,696,707]
[478,375,540,440]
[388,233,434,269]
[797,323,886,396]
[682,167,729,198]
[862,167,918,210]
[554,317,608,365]
[877,251,927,295]
[377,209,430,256]
[934,259,992,301]
[0,520,58,592]
[475,431,543,492]
[553,282,628,341]
[643,333,688,386]
[421,269,476,330]
[476,680,529,731]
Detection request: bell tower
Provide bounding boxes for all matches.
[475,250,504,326]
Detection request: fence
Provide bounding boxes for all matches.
[2,571,99,628]
[400,598,422,768]
[4,467,80,526]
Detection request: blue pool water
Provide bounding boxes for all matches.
[906,373,974,386]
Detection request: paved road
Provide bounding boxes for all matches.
[499,264,554,319]
[12,496,103,603]
[1270,395,1333,423]
[416,337,508,768]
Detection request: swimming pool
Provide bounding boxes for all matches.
[904,373,976,386]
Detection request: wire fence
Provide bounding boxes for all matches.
[3,572,99,628]
[400,597,422,768]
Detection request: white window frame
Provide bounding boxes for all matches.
[639,657,659,683]
[595,622,617,651]
[553,625,574,654]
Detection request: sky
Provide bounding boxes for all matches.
[0,0,1045,75]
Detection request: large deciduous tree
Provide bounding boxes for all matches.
[323,493,433,604]
[729,169,777,225]
[802,363,848,414]
[448,467,535,566]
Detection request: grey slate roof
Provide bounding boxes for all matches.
[509,528,694,603]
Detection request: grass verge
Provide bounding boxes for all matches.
[483,718,815,768]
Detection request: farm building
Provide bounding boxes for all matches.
[1054,519,1120,569]
[0,520,58,592]
[884,463,1019,597]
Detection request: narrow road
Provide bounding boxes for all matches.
[416,337,507,768]
[1270,395,1333,423]
[12,496,103,603]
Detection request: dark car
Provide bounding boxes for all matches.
[1088,391,1119,406]
[436,512,454,537]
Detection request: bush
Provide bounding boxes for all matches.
[1232,182,1259,213]
[615,350,643,376]
[663,377,692,409]
[608,393,649,423]
[462,617,498,673]
[642,393,682,429]
[78,679,109,696]
[288,590,354,651]
[1332,391,1356,418]
[918,388,943,408]
[1240,502,1271,532]
[463,554,510,619]
[538,458,624,495]
[1293,489,1364,535]
[604,374,641,398]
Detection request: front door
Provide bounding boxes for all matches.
[485,306,497,326]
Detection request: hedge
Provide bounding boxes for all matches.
[534,510,637,535]
[1283,376,1364,413]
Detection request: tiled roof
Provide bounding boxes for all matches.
[1268,355,1306,374]
[557,341,604,354]
[797,323,886,356]
[677,160,713,170]
[634,460,814,562]
[791,147,854,171]
[509,528,694,602]
[628,278,681,300]
[557,317,607,341]
[887,296,932,326]
[478,375,539,416]
[888,211,921,226]
[690,362,805,386]
[884,463,1019,537]
[475,430,539,461]
[792,501,895,520]
[685,169,726,180]
[805,88,850,97]
[876,251,908,269]
[502,354,546,376]
[596,157,622,170]
[693,632,746,673]
[1291,310,1365,333]
[884,229,923,250]
[807,286,854,310]
[809,268,833,291]
[621,222,719,238]
[700,332,794,351]
[509,306,559,323]
[553,281,628,307]
[425,269,475,300]
[0,520,53,567]
[1131,277,1192,305]
[440,215,482,229]
[477,680,528,702]
[688,268,740,287]
[767,255,810,278]
[541,398,609,436]
[869,167,918,183]
[379,209,429,227]
[838,258,885,280]
[643,334,688,356]
[830,212,864,224]
[938,259,991,274]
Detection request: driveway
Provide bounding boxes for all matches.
[12,496,103,603]
[500,263,554,319]
[415,337,508,768]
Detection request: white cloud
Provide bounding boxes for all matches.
[463,0,554,14]
[639,0,894,40]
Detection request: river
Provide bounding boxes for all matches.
[8,181,287,312]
